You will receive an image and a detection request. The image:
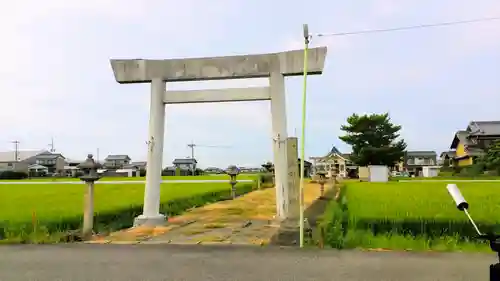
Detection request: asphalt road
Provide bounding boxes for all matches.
[0,244,495,281]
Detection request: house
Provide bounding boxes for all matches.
[64,158,83,177]
[439,151,456,166]
[403,151,437,176]
[0,150,65,174]
[34,152,66,174]
[449,121,500,167]
[172,158,197,171]
[298,158,313,177]
[103,155,131,169]
[28,164,49,177]
[310,146,348,178]
[204,167,224,174]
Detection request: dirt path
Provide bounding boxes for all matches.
[92,182,331,245]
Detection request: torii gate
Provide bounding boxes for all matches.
[109,47,327,226]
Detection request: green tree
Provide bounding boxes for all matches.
[339,113,407,167]
[482,140,500,173]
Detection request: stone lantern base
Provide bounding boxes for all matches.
[133,214,167,227]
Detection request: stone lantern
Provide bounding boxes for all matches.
[77,154,102,240]
[316,170,327,199]
[225,165,240,199]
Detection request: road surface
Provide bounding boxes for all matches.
[0,244,494,281]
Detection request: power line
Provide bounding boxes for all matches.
[316,16,500,37]
[187,142,232,175]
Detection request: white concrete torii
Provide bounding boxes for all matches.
[110,47,327,226]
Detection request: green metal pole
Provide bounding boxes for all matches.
[299,24,310,248]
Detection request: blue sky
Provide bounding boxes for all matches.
[1,0,499,168]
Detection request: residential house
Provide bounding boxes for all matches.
[297,158,313,177]
[103,155,131,169]
[310,146,348,178]
[117,161,147,177]
[439,151,456,166]
[34,152,66,174]
[450,121,500,167]
[172,158,197,171]
[204,167,224,174]
[64,159,83,177]
[403,151,437,176]
[0,150,65,174]
[124,161,147,170]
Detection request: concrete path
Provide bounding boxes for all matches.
[0,179,253,185]
[0,244,494,281]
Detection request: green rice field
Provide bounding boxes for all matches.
[320,181,500,252]
[0,177,256,243]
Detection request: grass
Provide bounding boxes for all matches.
[0,179,255,243]
[0,174,259,182]
[319,181,500,252]
[392,176,500,181]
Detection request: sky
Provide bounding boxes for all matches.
[1,0,499,168]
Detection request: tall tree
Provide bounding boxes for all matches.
[482,140,500,173]
[339,113,407,167]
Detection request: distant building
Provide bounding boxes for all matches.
[450,121,500,167]
[402,151,437,176]
[123,161,147,170]
[172,158,197,171]
[310,146,349,178]
[104,155,131,169]
[0,150,65,175]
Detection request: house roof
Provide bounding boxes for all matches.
[467,121,500,136]
[450,130,471,149]
[406,151,437,157]
[327,146,342,156]
[440,151,456,158]
[0,150,48,162]
[36,153,65,160]
[173,158,197,164]
[105,155,131,160]
[298,158,312,166]
[123,162,147,169]
[28,164,49,170]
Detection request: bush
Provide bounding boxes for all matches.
[258,173,274,184]
[0,171,28,180]
[456,163,485,177]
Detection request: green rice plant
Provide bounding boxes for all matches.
[320,181,500,252]
[0,182,254,243]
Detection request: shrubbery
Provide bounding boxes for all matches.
[0,171,28,180]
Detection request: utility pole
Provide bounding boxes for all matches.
[186,141,232,176]
[187,141,195,160]
[187,141,196,176]
[48,137,56,152]
[11,140,20,161]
